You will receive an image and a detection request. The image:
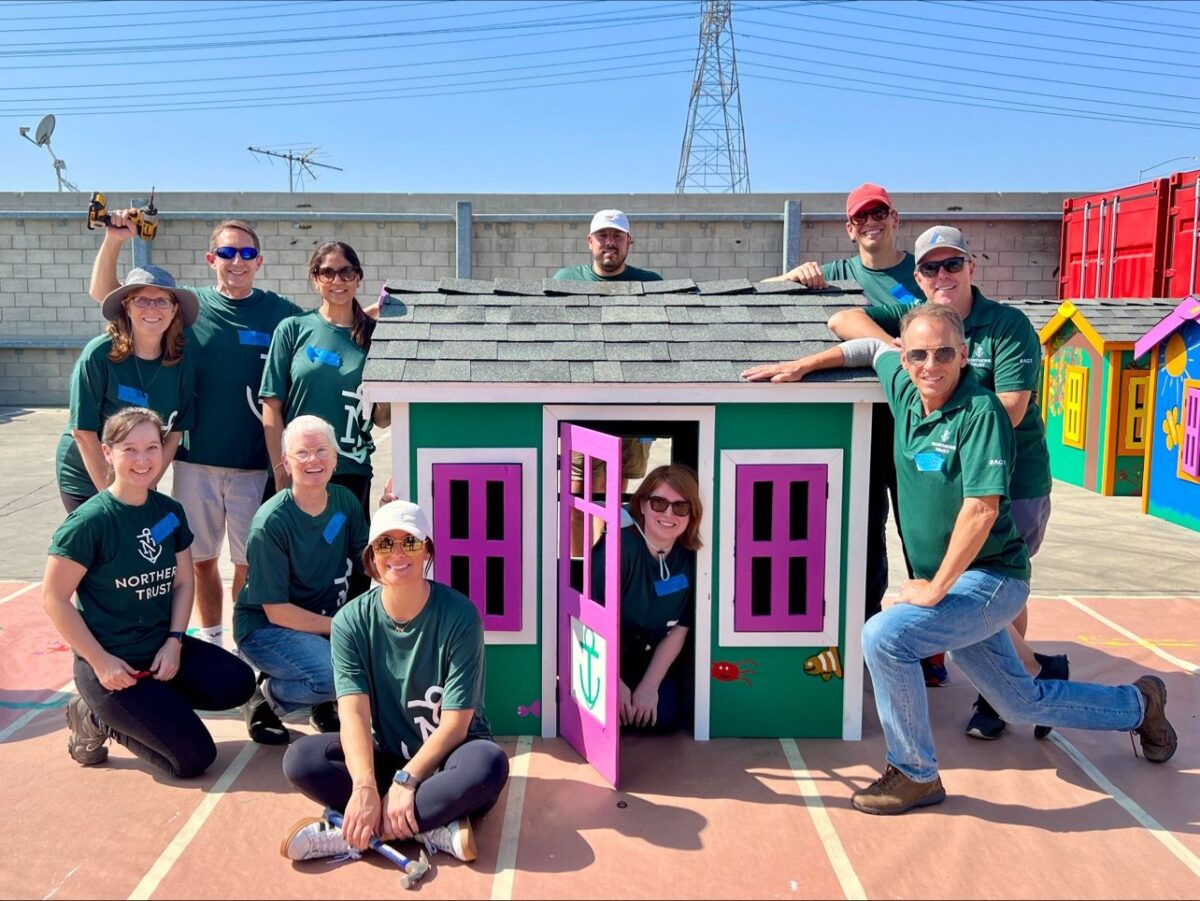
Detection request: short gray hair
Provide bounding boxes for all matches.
[900,305,965,345]
[282,415,336,455]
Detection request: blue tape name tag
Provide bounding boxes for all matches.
[117,384,150,406]
[890,284,917,305]
[323,512,346,544]
[306,345,343,368]
[238,330,271,347]
[914,452,946,472]
[150,512,180,544]
[655,572,690,597]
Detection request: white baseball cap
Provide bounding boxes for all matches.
[589,209,630,235]
[368,499,430,544]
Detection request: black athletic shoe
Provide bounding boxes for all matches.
[965,694,1006,740]
[243,684,289,745]
[1033,652,1070,740]
[309,700,340,734]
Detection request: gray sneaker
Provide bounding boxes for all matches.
[416,817,476,862]
[280,817,361,861]
[66,696,108,766]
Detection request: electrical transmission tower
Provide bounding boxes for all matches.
[247,145,343,192]
[675,0,750,193]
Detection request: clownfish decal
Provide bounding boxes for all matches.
[803,646,843,682]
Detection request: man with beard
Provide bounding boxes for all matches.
[553,209,663,282]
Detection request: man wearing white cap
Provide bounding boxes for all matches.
[552,209,663,282]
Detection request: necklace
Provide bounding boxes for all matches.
[133,354,165,397]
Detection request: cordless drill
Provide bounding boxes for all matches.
[87,189,158,241]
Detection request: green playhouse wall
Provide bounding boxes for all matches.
[1111,350,1149,496]
[708,402,855,739]
[1045,327,1096,489]
[409,402,543,736]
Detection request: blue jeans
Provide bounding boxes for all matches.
[862,569,1145,782]
[238,625,335,714]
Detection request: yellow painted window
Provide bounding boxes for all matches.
[1063,365,1088,449]
[1118,372,1150,454]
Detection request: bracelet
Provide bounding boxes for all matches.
[167,631,185,642]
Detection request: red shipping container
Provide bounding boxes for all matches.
[1163,169,1200,298]
[1058,178,1169,300]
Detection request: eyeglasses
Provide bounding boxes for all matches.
[372,534,425,556]
[312,265,360,284]
[211,246,260,261]
[904,345,960,366]
[646,495,692,517]
[127,295,175,310]
[917,256,968,277]
[849,206,892,226]
[287,445,333,463]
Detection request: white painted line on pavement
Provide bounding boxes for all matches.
[0,582,39,607]
[1061,595,1198,674]
[490,735,533,901]
[780,738,866,900]
[1049,732,1200,878]
[127,741,259,900]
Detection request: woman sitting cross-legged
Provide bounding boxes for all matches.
[43,407,255,778]
[280,500,509,864]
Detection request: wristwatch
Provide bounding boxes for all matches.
[392,770,421,790]
[167,631,185,642]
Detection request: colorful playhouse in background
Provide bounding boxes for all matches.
[362,276,879,787]
[1134,296,1200,532]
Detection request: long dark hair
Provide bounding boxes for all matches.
[308,241,375,350]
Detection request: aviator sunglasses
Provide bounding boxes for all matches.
[372,534,425,556]
[646,495,692,517]
[904,345,960,366]
[211,246,260,261]
[917,256,967,277]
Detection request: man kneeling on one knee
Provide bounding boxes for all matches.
[235,415,369,744]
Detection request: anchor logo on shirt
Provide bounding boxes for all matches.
[136,528,162,564]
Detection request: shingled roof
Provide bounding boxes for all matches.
[1023,298,1183,345]
[364,278,878,385]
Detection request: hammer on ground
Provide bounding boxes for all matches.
[324,808,431,889]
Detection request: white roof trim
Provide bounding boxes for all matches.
[364,380,883,404]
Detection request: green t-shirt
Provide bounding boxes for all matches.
[233,485,368,643]
[48,490,194,666]
[865,288,1051,499]
[178,286,301,471]
[331,582,492,761]
[259,311,375,478]
[875,352,1030,583]
[551,264,663,282]
[55,335,196,499]
[822,253,922,308]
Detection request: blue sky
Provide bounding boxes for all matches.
[3,0,1198,195]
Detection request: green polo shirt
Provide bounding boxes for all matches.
[233,485,368,644]
[48,490,193,667]
[331,582,492,761]
[552,264,663,282]
[864,287,1051,499]
[178,286,301,471]
[822,253,923,308]
[56,334,195,499]
[875,352,1030,583]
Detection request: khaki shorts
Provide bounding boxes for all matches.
[172,461,269,566]
[570,436,653,491]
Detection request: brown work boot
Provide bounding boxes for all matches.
[852,765,946,815]
[1133,676,1177,763]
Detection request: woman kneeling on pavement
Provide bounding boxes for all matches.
[281,500,509,864]
[43,407,255,777]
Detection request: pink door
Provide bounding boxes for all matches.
[557,424,622,788]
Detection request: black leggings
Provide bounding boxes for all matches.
[283,734,509,831]
[74,637,255,778]
[60,490,92,514]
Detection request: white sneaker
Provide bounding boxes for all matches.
[416,817,476,862]
[280,817,361,861]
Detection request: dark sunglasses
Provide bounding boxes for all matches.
[904,345,960,366]
[313,265,361,284]
[372,534,425,556]
[211,245,260,261]
[917,256,967,277]
[849,206,892,226]
[646,495,692,517]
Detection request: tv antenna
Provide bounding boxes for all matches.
[247,145,343,192]
[18,114,81,192]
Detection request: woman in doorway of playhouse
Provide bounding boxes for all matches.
[593,463,703,732]
[43,407,255,777]
[280,499,509,865]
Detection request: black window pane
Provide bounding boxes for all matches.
[752,481,773,541]
[485,556,505,616]
[788,556,808,617]
[750,557,772,616]
[485,480,505,541]
[789,479,810,541]
[449,480,470,539]
[450,555,470,597]
[569,556,584,595]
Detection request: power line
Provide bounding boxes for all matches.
[960,0,1200,33]
[0,2,402,32]
[922,0,1200,42]
[1096,0,1200,13]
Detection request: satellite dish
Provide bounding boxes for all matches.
[33,114,55,146]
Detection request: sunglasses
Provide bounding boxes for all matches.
[372,534,425,556]
[646,495,692,517]
[211,245,260,261]
[313,265,361,284]
[904,345,960,366]
[917,256,968,277]
[127,295,175,310]
[849,206,892,226]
